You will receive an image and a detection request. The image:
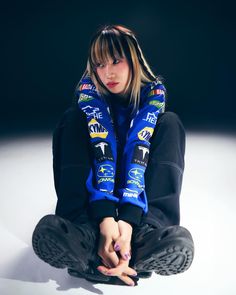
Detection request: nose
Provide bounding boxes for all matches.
[105,64,114,78]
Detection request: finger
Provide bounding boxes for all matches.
[98,259,126,276]
[101,259,111,268]
[97,264,137,286]
[114,239,131,261]
[97,265,110,275]
[105,259,137,277]
[102,250,119,269]
[117,274,135,287]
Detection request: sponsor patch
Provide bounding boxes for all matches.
[78,93,95,103]
[97,164,114,178]
[79,83,93,91]
[93,141,114,162]
[98,177,115,184]
[132,144,149,167]
[82,105,103,119]
[148,89,165,97]
[149,101,165,109]
[142,112,158,125]
[138,127,154,141]
[88,118,108,138]
[127,179,144,188]
[128,168,145,182]
[122,188,139,198]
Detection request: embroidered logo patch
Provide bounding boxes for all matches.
[142,112,158,125]
[122,188,139,198]
[128,168,145,182]
[82,105,103,119]
[148,89,165,97]
[97,164,115,178]
[138,127,154,141]
[79,84,93,91]
[132,144,149,167]
[78,93,95,103]
[93,141,114,162]
[149,101,165,109]
[88,119,108,139]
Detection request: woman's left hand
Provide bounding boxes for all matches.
[97,220,137,286]
[97,257,137,286]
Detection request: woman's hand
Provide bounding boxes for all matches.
[98,219,137,286]
[97,257,137,286]
[98,217,120,268]
[114,220,133,260]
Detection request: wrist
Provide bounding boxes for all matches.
[101,217,115,222]
[118,219,133,230]
[99,217,116,228]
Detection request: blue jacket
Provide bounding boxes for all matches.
[76,76,166,225]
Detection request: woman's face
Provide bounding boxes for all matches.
[96,57,130,95]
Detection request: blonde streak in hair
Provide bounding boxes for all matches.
[137,44,156,81]
[130,34,156,81]
[127,39,142,112]
[90,38,108,94]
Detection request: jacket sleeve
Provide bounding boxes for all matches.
[76,77,119,221]
[118,80,166,226]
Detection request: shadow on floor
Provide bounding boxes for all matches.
[0,246,104,294]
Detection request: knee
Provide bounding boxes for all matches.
[63,106,81,121]
[59,106,86,127]
[158,112,183,126]
[158,112,185,133]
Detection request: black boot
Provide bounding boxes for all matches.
[32,214,109,282]
[131,223,194,276]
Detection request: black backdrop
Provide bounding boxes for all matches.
[1,0,236,135]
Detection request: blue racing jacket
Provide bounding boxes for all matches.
[76,76,166,225]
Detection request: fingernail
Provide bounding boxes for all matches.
[98,268,107,274]
[114,244,120,251]
[130,272,138,277]
[129,282,135,286]
[124,253,131,260]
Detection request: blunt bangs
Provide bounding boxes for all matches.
[90,29,130,68]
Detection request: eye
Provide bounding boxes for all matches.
[96,63,105,68]
[113,59,120,65]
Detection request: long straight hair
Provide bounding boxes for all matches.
[76,25,161,113]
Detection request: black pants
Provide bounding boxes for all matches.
[53,107,185,228]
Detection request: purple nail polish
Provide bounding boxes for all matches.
[130,273,138,277]
[114,244,120,251]
[124,253,131,260]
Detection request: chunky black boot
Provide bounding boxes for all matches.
[32,214,109,282]
[131,223,194,276]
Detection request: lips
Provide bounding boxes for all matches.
[107,82,119,89]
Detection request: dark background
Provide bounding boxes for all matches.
[1,0,236,136]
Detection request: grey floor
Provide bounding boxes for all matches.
[0,131,236,295]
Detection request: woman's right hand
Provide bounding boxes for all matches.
[98,217,120,268]
[98,217,137,286]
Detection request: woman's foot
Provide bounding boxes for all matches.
[131,224,194,275]
[32,214,98,272]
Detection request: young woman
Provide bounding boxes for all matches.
[32,24,194,287]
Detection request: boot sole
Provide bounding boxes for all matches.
[132,226,194,275]
[134,238,194,275]
[32,215,93,271]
